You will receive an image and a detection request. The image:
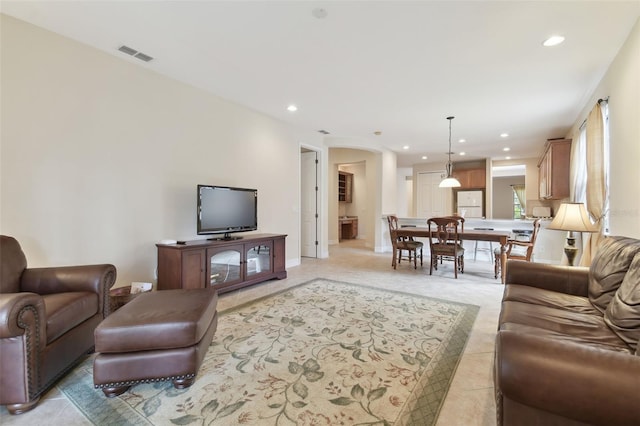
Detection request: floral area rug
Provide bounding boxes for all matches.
[59,278,479,425]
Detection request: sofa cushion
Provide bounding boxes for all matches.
[502,284,600,315]
[43,292,98,344]
[604,252,640,351]
[499,300,630,352]
[589,236,640,313]
[500,322,631,353]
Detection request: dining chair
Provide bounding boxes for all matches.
[473,227,494,262]
[427,216,465,278]
[387,215,423,269]
[494,219,542,278]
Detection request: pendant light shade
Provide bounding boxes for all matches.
[439,116,461,188]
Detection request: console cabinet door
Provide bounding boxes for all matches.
[207,245,243,290]
[182,249,206,289]
[245,241,273,281]
[272,236,286,274]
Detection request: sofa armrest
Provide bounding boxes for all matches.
[0,293,46,344]
[495,330,640,426]
[21,264,117,316]
[505,260,589,296]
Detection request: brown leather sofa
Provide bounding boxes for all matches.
[494,235,640,426]
[0,235,116,414]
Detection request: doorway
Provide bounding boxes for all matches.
[492,165,526,219]
[301,148,319,258]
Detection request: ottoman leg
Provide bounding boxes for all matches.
[102,386,130,398]
[173,377,195,389]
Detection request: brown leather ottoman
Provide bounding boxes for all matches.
[93,288,218,397]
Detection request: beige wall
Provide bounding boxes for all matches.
[1,15,323,287]
[568,18,640,238]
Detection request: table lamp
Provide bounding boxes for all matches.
[547,202,598,266]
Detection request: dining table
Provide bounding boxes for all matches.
[394,227,512,283]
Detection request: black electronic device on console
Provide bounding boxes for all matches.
[197,185,257,240]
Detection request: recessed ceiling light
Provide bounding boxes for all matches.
[500,133,509,138]
[312,7,328,19]
[421,155,428,160]
[459,152,466,156]
[503,147,511,152]
[402,145,410,150]
[543,35,565,47]
[287,105,298,112]
[506,156,512,160]
[458,138,466,143]
[373,131,382,136]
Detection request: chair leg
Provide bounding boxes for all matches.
[454,257,458,279]
[413,249,417,269]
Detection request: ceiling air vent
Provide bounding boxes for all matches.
[317,130,330,135]
[118,45,154,62]
[118,45,137,56]
[134,52,154,62]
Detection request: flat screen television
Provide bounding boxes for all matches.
[197,185,257,240]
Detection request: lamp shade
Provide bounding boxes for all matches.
[547,203,598,232]
[439,177,461,188]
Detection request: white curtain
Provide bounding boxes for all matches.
[580,102,608,266]
[512,184,526,214]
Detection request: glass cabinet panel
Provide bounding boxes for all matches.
[209,248,242,286]
[246,243,272,279]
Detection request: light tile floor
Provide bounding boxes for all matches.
[1,240,502,425]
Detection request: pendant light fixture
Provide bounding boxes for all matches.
[439,116,461,188]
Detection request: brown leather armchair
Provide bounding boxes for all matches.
[0,235,116,414]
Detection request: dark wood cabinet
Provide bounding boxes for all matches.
[538,139,571,200]
[157,234,287,294]
[339,217,358,240]
[452,168,486,189]
[338,171,353,202]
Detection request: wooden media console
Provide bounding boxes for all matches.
[157,233,287,294]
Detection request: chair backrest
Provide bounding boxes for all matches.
[387,215,400,247]
[387,215,400,232]
[427,217,462,246]
[1,235,27,293]
[524,219,542,259]
[509,219,542,261]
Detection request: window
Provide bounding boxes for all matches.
[513,190,523,219]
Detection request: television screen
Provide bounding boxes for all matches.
[197,185,257,239]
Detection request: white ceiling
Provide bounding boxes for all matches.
[3,1,639,167]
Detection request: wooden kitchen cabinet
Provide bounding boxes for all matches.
[338,171,353,202]
[538,139,571,200]
[339,217,358,240]
[452,168,486,189]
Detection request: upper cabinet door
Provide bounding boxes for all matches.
[538,139,571,200]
